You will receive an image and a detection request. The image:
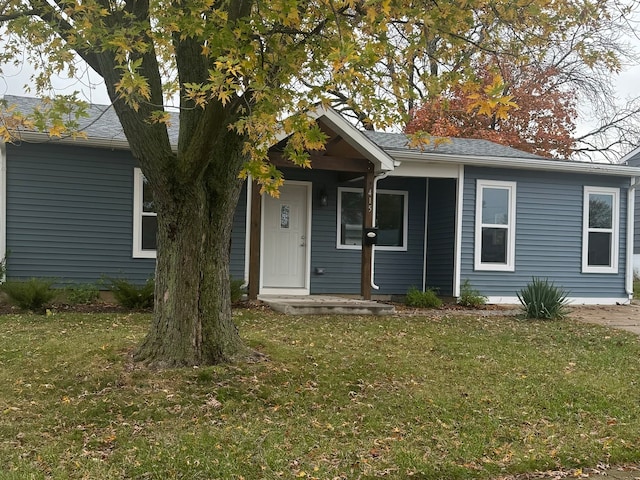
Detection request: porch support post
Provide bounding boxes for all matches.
[248,179,262,300]
[360,163,375,300]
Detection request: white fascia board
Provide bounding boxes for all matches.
[11,131,133,151]
[389,159,460,178]
[387,149,640,177]
[307,106,396,172]
[620,145,640,165]
[484,296,631,305]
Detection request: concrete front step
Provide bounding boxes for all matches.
[259,295,395,316]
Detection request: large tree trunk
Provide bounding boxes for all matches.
[134,140,251,368]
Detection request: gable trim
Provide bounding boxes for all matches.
[307,106,396,172]
[620,146,640,164]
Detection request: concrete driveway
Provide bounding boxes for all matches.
[568,302,640,335]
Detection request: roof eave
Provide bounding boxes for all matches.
[388,149,640,177]
[620,145,640,165]
[7,131,133,151]
[308,106,396,172]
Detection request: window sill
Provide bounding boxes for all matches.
[474,263,515,272]
[133,250,157,259]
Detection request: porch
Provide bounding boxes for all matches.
[258,295,396,315]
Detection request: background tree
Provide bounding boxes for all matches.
[372,0,640,161]
[0,0,636,367]
[406,60,578,158]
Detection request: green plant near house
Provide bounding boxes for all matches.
[64,283,100,305]
[405,286,442,308]
[108,278,155,310]
[517,277,569,319]
[0,278,57,312]
[458,279,487,308]
[0,255,6,280]
[230,277,245,304]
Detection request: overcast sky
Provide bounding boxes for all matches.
[2,37,640,159]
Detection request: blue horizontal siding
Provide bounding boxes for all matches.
[461,167,629,299]
[425,178,456,296]
[6,143,155,285]
[230,183,247,282]
[279,169,426,295]
[6,143,248,286]
[635,189,640,253]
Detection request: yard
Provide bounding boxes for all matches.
[1,308,639,479]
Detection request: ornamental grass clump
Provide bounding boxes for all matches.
[108,278,155,310]
[405,286,442,308]
[0,278,57,312]
[517,277,569,319]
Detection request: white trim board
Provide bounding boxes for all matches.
[336,187,409,252]
[485,296,631,305]
[259,180,312,295]
[581,186,620,274]
[474,179,516,272]
[132,167,157,259]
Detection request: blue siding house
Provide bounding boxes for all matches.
[620,146,640,278]
[3,94,640,304]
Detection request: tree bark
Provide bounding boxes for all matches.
[134,134,251,368]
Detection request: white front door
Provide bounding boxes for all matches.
[261,182,311,293]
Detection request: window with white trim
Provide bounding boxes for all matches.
[582,186,619,273]
[133,168,157,258]
[474,180,516,271]
[337,187,408,251]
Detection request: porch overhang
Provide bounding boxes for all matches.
[248,108,393,302]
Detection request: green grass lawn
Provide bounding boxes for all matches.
[1,310,639,479]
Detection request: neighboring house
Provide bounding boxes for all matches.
[620,146,640,277]
[2,94,640,304]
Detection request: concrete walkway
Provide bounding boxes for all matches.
[568,303,640,336]
[497,465,640,479]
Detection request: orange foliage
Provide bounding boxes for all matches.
[405,63,577,159]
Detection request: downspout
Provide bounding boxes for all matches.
[370,171,389,290]
[625,176,639,301]
[242,177,252,289]
[453,165,464,298]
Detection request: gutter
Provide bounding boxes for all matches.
[387,149,640,177]
[10,131,134,151]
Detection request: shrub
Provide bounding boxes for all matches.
[405,286,442,308]
[0,278,57,312]
[517,277,569,320]
[109,278,155,310]
[65,283,100,305]
[230,277,245,304]
[458,279,487,308]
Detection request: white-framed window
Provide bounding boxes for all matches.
[133,167,157,259]
[474,180,516,271]
[582,186,619,273]
[337,187,408,251]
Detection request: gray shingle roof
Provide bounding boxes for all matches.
[2,94,179,145]
[0,94,562,162]
[362,130,548,160]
